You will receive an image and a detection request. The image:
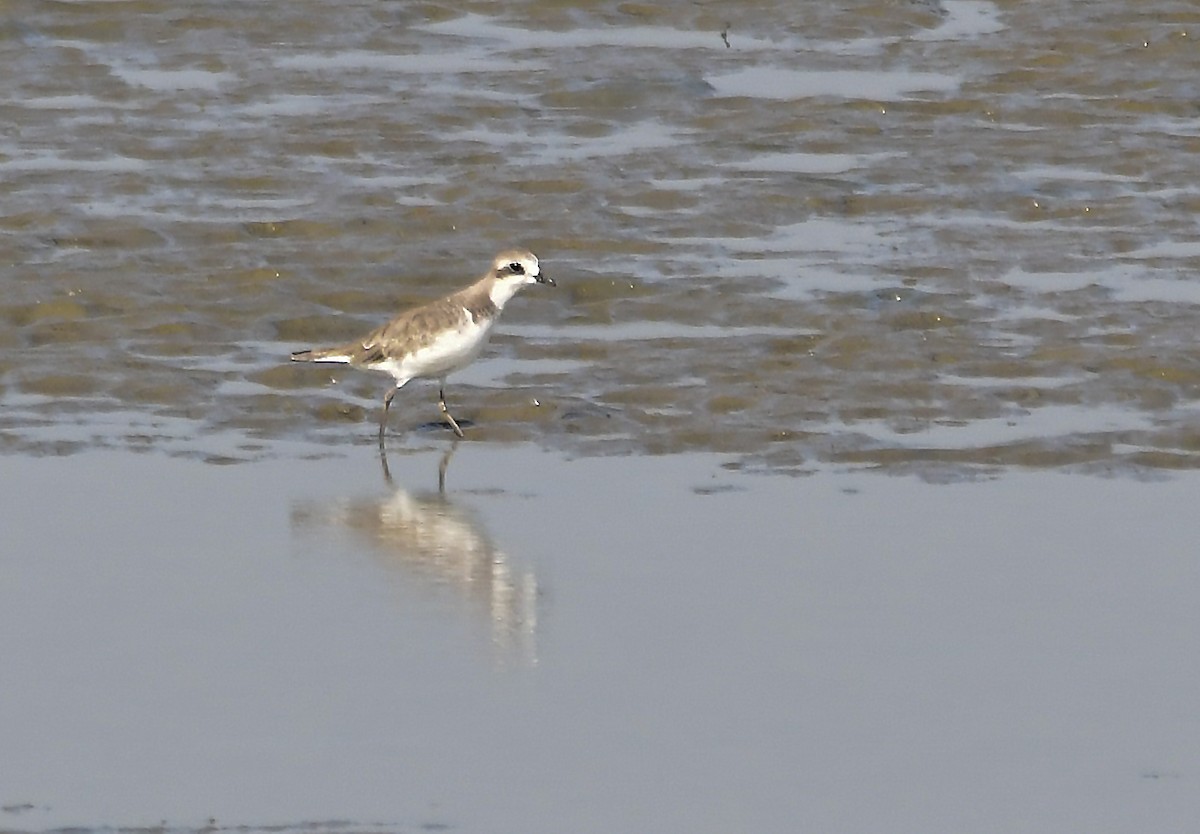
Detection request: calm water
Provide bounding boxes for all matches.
[3,2,1200,832]
[2,0,1199,474]
[3,448,1200,833]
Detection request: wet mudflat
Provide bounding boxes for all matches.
[3,1,1200,831]
[2,0,1199,473]
[3,446,1199,833]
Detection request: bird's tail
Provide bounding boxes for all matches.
[291,347,351,363]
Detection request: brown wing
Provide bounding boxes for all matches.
[298,281,494,366]
[346,296,470,366]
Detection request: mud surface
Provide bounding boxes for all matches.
[3,1,1199,476]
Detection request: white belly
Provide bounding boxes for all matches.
[396,314,494,381]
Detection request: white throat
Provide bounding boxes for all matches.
[488,276,527,309]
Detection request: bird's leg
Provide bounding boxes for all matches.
[379,386,398,439]
[438,385,465,438]
[378,442,394,485]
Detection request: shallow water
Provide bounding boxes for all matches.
[4,447,1200,833]
[3,3,1200,830]
[2,0,1199,474]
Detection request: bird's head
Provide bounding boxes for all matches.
[488,248,554,307]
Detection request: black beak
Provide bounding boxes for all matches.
[536,272,555,287]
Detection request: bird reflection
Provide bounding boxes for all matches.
[292,444,539,663]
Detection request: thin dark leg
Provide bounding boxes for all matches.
[438,385,465,438]
[378,442,393,485]
[380,387,398,439]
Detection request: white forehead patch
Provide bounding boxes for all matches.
[496,253,539,278]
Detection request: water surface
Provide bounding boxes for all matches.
[3,3,1200,830]
[3,447,1199,833]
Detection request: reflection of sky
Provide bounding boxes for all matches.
[4,446,1199,831]
[707,67,960,100]
[848,403,1158,449]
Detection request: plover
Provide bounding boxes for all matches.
[291,248,554,438]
